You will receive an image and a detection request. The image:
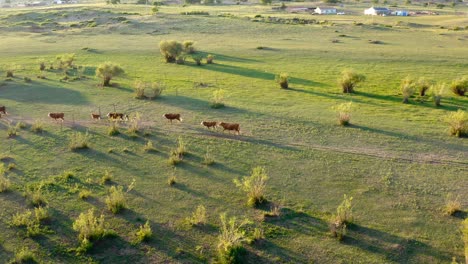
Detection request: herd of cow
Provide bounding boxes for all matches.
[0,106,241,135]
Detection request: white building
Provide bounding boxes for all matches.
[315,7,337,15]
[364,7,391,16]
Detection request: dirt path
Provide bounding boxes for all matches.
[1,115,467,167]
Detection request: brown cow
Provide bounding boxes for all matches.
[201,121,217,129]
[48,112,65,121]
[91,113,101,120]
[0,106,7,115]
[218,122,240,135]
[107,112,128,121]
[163,113,182,123]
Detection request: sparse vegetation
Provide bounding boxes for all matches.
[444,109,468,137]
[108,121,120,136]
[202,148,215,165]
[339,69,365,93]
[0,170,11,193]
[101,170,113,184]
[31,120,44,133]
[143,141,156,152]
[234,166,268,207]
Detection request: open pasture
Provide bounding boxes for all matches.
[0,3,467,263]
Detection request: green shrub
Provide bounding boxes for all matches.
[151,6,158,14]
[400,76,416,103]
[148,82,164,99]
[183,40,195,54]
[135,220,152,243]
[450,76,468,96]
[192,55,203,66]
[134,80,146,99]
[187,205,207,226]
[0,173,11,193]
[96,62,124,87]
[416,77,431,96]
[7,163,16,171]
[13,247,37,264]
[217,213,250,264]
[176,137,187,156]
[168,151,182,166]
[69,131,91,151]
[105,186,126,214]
[12,211,33,227]
[168,174,177,186]
[159,40,183,63]
[34,206,50,223]
[79,189,91,199]
[206,54,214,64]
[72,209,106,248]
[443,193,461,216]
[335,194,353,224]
[56,53,75,69]
[108,122,120,136]
[444,109,468,137]
[101,170,113,184]
[332,102,353,126]
[26,188,46,207]
[234,166,268,207]
[31,120,44,133]
[7,123,20,138]
[275,73,289,89]
[211,89,226,108]
[339,69,365,93]
[431,83,446,107]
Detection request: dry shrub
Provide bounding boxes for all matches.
[0,170,11,193]
[332,102,353,126]
[275,73,289,89]
[400,76,416,103]
[134,80,147,99]
[444,109,468,137]
[431,83,445,107]
[339,69,365,93]
[108,121,120,136]
[31,120,44,133]
[450,76,468,96]
[443,193,461,216]
[148,82,164,99]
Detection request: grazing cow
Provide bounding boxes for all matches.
[91,113,101,120]
[107,112,128,121]
[201,121,217,129]
[0,106,7,115]
[163,113,182,123]
[48,112,65,121]
[218,122,240,135]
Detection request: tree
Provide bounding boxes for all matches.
[96,62,124,87]
[159,40,184,63]
[339,69,365,93]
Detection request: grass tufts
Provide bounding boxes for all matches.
[234,166,268,207]
[68,131,91,151]
[105,186,126,214]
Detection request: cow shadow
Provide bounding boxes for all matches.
[0,81,88,105]
[344,224,453,263]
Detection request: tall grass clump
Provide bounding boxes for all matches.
[13,248,37,264]
[211,89,226,108]
[400,76,416,103]
[176,136,187,156]
[450,76,468,96]
[101,170,113,184]
[7,122,21,138]
[217,213,250,264]
[275,73,289,89]
[105,186,126,214]
[187,205,207,226]
[72,209,106,252]
[135,220,152,244]
[339,69,365,93]
[444,109,468,137]
[128,112,142,135]
[332,102,353,126]
[69,131,91,151]
[108,121,120,136]
[443,193,461,216]
[431,83,445,107]
[0,168,11,193]
[234,166,268,207]
[31,120,44,133]
[143,141,156,152]
[335,194,353,224]
[202,148,215,165]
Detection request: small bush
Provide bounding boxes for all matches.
[7,123,20,138]
[211,89,226,108]
[264,204,282,218]
[217,213,250,264]
[56,53,75,69]
[79,189,92,199]
[335,194,353,224]
[168,175,177,186]
[128,112,142,134]
[339,69,365,93]
[444,109,468,137]
[192,55,203,66]
[275,73,289,89]
[12,211,33,227]
[183,40,195,54]
[149,82,164,99]
[96,62,124,87]
[101,170,113,185]
[176,137,187,156]
[400,76,416,103]
[234,166,268,207]
[135,220,152,243]
[416,77,431,96]
[151,6,158,14]
[443,193,461,216]
[332,102,353,126]
[206,54,214,64]
[187,205,207,226]
[72,209,106,248]
[250,227,265,243]
[108,122,120,136]
[143,141,157,152]
[69,131,91,151]
[0,173,11,193]
[34,206,50,223]
[105,186,126,214]
[26,188,46,207]
[13,247,37,264]
[168,151,182,166]
[202,149,215,165]
[159,40,183,63]
[24,77,32,83]
[31,120,44,133]
[431,83,445,107]
[450,76,468,96]
[8,163,16,171]
[134,80,146,99]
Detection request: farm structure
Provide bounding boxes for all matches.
[315,7,338,15]
[364,7,391,16]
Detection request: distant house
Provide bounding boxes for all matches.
[315,7,337,15]
[364,7,391,16]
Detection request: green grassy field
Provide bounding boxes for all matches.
[0,3,467,263]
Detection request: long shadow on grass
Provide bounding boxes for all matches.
[197,51,260,63]
[350,124,467,153]
[344,224,453,263]
[0,81,88,105]
[266,208,329,236]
